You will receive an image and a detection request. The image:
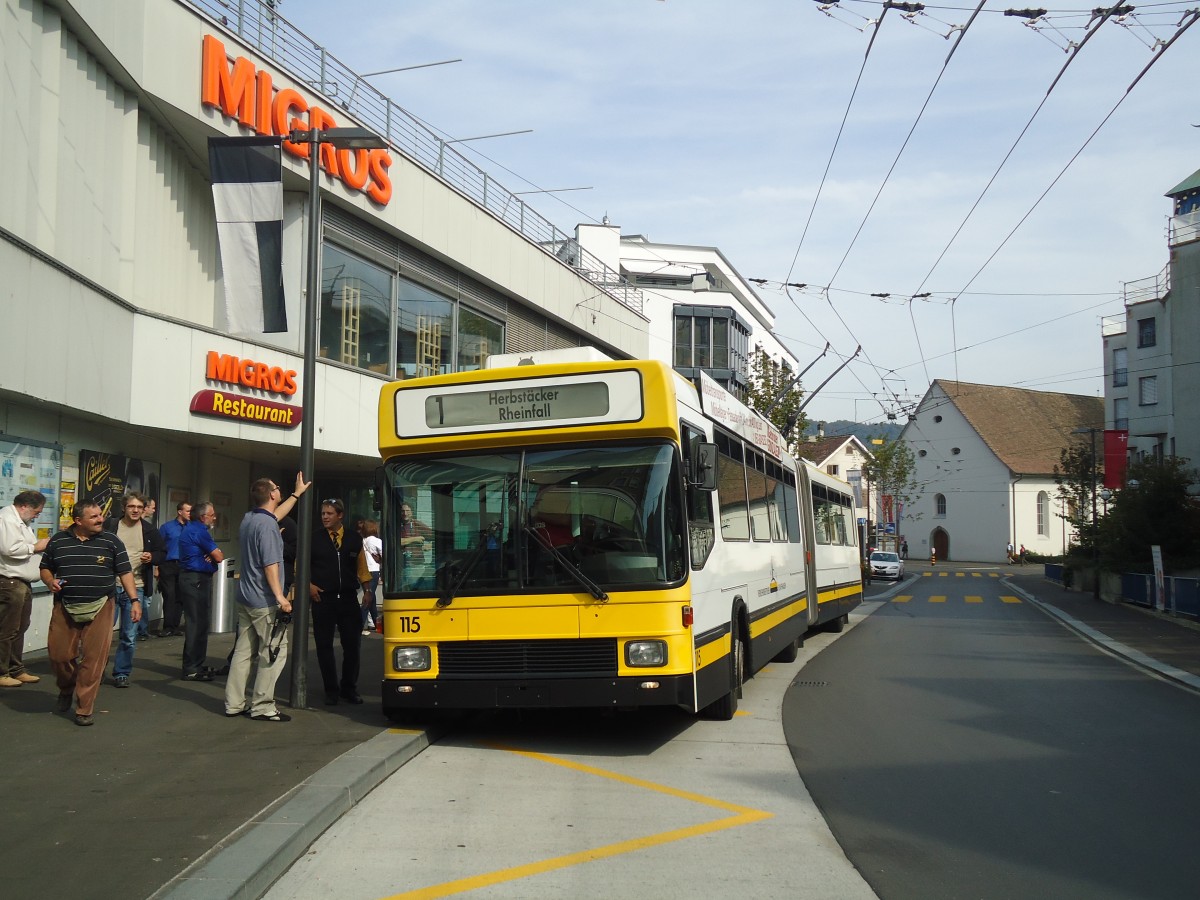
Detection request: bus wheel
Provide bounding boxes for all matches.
[704,614,744,720]
[825,613,848,634]
[772,637,799,664]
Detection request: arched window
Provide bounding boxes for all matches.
[1037,491,1049,536]
[935,494,946,516]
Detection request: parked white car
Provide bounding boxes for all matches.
[870,551,905,581]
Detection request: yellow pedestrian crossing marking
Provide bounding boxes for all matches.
[889,595,1022,605]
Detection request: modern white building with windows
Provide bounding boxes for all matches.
[1103,166,1200,470]
[576,224,801,396]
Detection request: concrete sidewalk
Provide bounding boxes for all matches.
[5,570,1199,900]
[0,623,418,900]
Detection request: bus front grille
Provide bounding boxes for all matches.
[438,639,618,679]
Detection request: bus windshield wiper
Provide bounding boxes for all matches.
[435,537,490,608]
[524,524,608,602]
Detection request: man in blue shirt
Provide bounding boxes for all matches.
[155,500,191,637]
[177,501,224,680]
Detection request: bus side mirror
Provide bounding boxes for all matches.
[373,467,385,512]
[693,442,718,491]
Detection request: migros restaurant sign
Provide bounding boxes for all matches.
[201,34,393,206]
[189,351,302,429]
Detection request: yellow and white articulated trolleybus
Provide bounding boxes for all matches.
[375,352,861,721]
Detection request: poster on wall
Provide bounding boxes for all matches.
[78,449,162,521]
[0,436,63,540]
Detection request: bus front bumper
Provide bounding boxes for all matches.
[382,674,695,712]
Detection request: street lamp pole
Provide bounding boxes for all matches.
[286,126,386,709]
[1073,426,1101,600]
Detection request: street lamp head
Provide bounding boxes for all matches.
[287,126,387,149]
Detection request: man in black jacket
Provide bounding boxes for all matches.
[309,498,371,705]
[103,492,166,687]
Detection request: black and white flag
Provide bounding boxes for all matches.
[208,136,287,334]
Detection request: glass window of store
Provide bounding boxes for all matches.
[396,278,453,379]
[457,307,504,372]
[320,244,393,373]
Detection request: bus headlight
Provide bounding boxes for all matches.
[392,646,431,671]
[625,640,667,667]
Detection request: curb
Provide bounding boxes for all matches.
[152,726,435,900]
[1004,577,1200,696]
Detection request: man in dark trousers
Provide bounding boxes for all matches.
[309,498,371,705]
[155,500,192,637]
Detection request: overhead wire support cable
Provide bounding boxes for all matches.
[909,4,1125,300]
[786,6,891,287]
[824,0,986,292]
[951,6,1199,305]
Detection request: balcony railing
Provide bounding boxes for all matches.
[1170,209,1200,246]
[1112,368,1128,387]
[1122,264,1169,307]
[184,0,642,316]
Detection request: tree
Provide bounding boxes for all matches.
[1053,443,1098,553]
[744,349,808,451]
[1097,456,1200,573]
[861,438,918,541]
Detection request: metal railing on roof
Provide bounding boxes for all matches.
[1122,264,1169,307]
[1100,313,1125,338]
[184,0,642,316]
[1170,209,1200,247]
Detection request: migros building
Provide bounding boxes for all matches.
[0,0,647,650]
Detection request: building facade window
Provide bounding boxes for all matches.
[673,305,750,394]
[935,494,946,516]
[319,243,393,373]
[1139,375,1158,406]
[1113,397,1128,431]
[827,464,839,476]
[321,240,505,379]
[1112,347,1128,387]
[1037,491,1049,536]
[1137,317,1156,348]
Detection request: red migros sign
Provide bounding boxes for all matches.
[201,34,393,206]
[190,351,301,429]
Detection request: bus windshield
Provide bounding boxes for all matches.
[382,442,687,597]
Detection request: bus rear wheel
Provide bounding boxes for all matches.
[772,636,800,664]
[704,614,744,720]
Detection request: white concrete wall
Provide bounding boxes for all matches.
[900,385,1068,563]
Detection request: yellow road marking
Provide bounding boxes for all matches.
[892,595,912,603]
[938,572,948,577]
[965,596,983,603]
[971,572,981,577]
[989,573,999,578]
[385,746,773,899]
[922,572,933,577]
[1001,595,1022,604]
[930,595,946,603]
[955,572,965,577]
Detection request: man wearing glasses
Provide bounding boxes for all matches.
[103,492,165,688]
[310,498,372,705]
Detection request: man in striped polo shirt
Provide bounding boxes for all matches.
[39,500,138,726]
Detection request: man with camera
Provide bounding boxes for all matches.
[224,478,295,722]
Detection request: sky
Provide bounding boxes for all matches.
[272,0,1197,428]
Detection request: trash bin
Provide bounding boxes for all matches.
[210,557,237,634]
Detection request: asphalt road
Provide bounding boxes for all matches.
[783,568,1200,900]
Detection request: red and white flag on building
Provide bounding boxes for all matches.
[1103,429,1129,488]
[208,136,286,334]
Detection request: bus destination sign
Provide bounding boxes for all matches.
[427,381,609,428]
[392,369,646,439]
